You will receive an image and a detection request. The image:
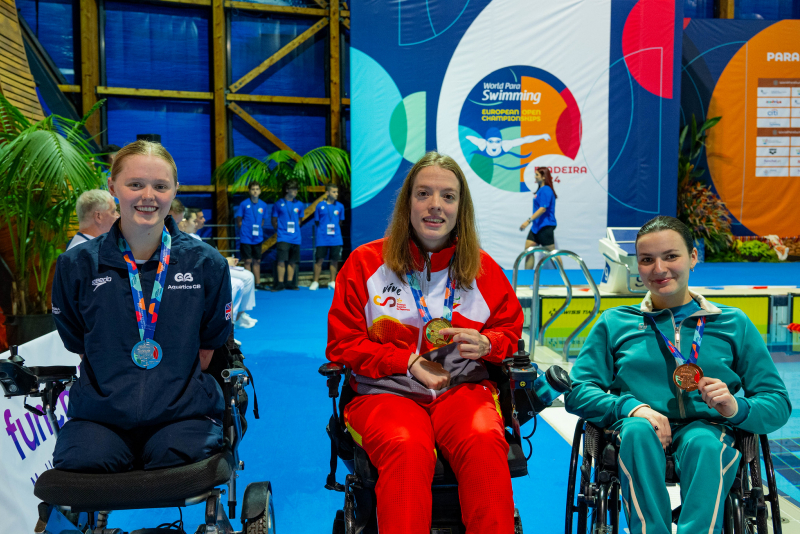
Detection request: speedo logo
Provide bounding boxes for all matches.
[174,273,194,282]
[92,276,112,291]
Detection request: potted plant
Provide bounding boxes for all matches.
[676,115,734,258]
[0,95,105,345]
[212,147,351,201]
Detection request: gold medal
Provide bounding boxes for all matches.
[673,363,703,392]
[425,318,452,347]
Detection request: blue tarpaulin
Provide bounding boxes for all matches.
[106,97,212,186]
[105,1,210,91]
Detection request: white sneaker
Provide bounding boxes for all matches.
[328,281,335,290]
[309,281,319,291]
[235,315,255,329]
[239,312,257,325]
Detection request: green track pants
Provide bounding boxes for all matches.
[609,418,740,534]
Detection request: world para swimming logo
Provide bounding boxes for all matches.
[458,66,582,193]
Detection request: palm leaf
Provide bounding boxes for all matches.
[0,128,101,193]
[0,94,31,142]
[213,155,276,191]
[294,146,351,187]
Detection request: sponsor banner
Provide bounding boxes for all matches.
[682,19,800,237]
[350,0,681,268]
[0,332,79,534]
[540,295,769,355]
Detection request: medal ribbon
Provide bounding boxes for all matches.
[407,262,456,323]
[647,314,705,365]
[118,226,172,341]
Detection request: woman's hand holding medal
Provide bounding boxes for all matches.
[697,377,737,417]
[408,353,451,390]
[631,406,672,449]
[438,328,490,360]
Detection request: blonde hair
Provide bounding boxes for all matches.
[110,140,178,184]
[383,151,482,289]
[76,189,114,223]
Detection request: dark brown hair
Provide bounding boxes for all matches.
[535,167,558,198]
[635,215,694,255]
[383,151,481,289]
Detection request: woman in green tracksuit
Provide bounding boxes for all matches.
[565,216,791,534]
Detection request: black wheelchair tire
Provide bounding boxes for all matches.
[332,510,345,534]
[245,489,275,534]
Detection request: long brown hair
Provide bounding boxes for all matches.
[536,167,558,198]
[383,151,482,289]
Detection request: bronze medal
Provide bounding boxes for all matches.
[425,318,452,347]
[673,363,703,392]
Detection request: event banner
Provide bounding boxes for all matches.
[683,19,800,237]
[350,0,682,268]
[0,333,79,533]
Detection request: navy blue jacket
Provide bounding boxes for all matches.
[51,216,232,430]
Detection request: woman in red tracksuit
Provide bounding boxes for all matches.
[326,151,523,533]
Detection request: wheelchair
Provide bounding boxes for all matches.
[565,418,783,534]
[319,340,572,534]
[0,338,274,534]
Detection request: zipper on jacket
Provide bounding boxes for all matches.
[667,311,688,419]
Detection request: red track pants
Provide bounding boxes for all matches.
[343,380,514,534]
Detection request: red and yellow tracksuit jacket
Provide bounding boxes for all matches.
[326,238,523,402]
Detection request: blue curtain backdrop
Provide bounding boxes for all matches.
[106,98,212,185]
[231,104,327,158]
[230,11,327,97]
[104,1,210,91]
[16,0,75,83]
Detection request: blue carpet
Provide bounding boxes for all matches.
[111,288,576,533]
[506,261,800,287]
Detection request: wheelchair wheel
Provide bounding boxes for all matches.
[332,510,345,534]
[244,487,276,534]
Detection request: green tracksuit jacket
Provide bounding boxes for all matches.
[565,291,791,534]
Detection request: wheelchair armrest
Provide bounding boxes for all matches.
[30,366,78,381]
[319,362,344,377]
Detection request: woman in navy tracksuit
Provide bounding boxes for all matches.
[51,140,233,473]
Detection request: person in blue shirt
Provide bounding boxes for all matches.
[519,166,558,269]
[236,182,268,290]
[50,140,233,473]
[309,183,344,291]
[271,179,304,291]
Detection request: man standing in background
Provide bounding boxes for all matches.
[67,189,119,250]
[271,180,303,291]
[236,182,268,289]
[309,183,344,290]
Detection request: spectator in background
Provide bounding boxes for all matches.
[194,209,207,234]
[236,182,268,290]
[271,179,303,291]
[183,205,257,330]
[67,189,119,250]
[179,208,201,239]
[169,198,186,225]
[310,183,344,291]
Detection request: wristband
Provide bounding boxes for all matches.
[408,354,423,370]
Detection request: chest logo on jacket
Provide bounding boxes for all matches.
[92,276,112,291]
[174,272,194,282]
[373,295,396,307]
